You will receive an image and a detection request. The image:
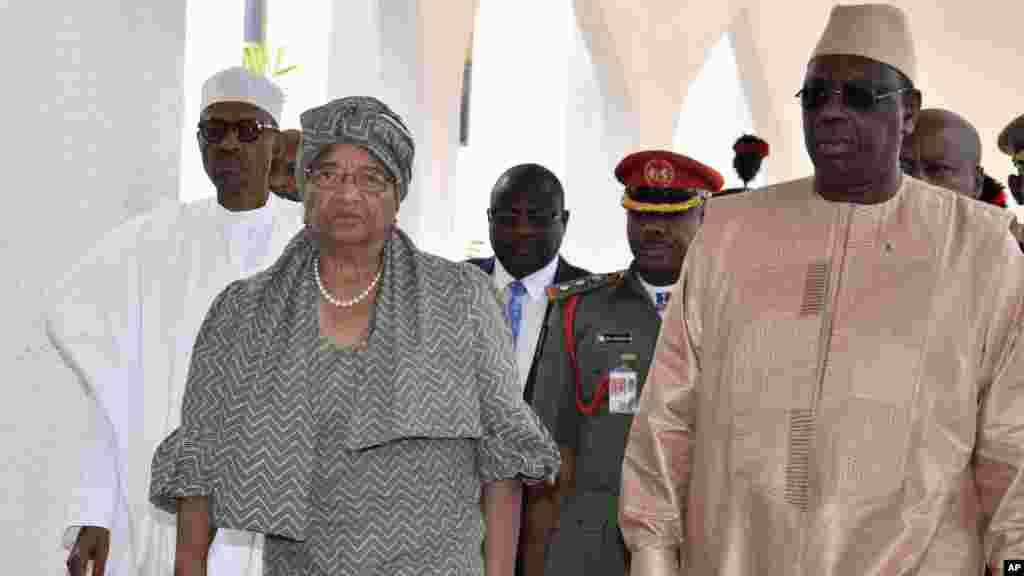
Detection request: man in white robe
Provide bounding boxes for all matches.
[47,67,303,575]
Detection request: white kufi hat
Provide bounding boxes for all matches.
[201,66,285,125]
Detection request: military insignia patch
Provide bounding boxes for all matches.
[597,332,633,344]
[644,158,675,187]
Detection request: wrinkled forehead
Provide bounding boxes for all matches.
[490,182,563,211]
[805,54,902,86]
[311,143,388,171]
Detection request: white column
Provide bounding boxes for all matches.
[0,1,186,573]
[673,33,765,190]
[560,15,634,272]
[377,0,429,250]
[325,0,383,100]
[326,1,475,258]
[244,0,267,43]
[453,0,574,261]
[560,0,744,272]
[410,0,477,259]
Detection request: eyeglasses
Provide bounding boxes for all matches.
[487,209,566,228]
[796,79,912,112]
[304,167,395,195]
[198,118,277,144]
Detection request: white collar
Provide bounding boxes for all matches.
[637,274,674,292]
[493,255,560,301]
[637,273,674,305]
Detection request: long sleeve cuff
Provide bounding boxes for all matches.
[630,547,680,576]
[62,526,81,550]
[149,428,213,514]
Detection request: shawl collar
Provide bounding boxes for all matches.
[155,226,489,540]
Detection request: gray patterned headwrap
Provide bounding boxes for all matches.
[299,96,415,202]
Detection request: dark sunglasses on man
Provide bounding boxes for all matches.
[198,118,277,144]
[796,79,913,112]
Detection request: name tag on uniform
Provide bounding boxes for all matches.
[597,332,633,344]
[609,365,639,414]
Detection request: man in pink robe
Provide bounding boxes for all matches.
[620,4,1024,575]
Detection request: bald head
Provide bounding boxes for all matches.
[901,108,983,198]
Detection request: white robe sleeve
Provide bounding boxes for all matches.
[46,218,146,551]
[54,384,121,548]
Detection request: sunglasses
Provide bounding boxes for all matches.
[796,79,912,112]
[198,118,277,144]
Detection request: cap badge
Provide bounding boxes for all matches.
[644,158,675,187]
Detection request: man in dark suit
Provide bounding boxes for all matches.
[467,163,590,401]
[466,163,589,576]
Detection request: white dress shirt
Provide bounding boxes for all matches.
[492,256,560,395]
[638,275,674,319]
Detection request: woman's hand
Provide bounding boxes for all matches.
[174,496,216,576]
[482,479,524,576]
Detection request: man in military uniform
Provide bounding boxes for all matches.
[532,150,723,575]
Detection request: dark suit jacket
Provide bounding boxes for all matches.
[466,255,590,576]
[465,256,590,405]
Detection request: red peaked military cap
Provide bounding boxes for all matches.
[615,150,725,213]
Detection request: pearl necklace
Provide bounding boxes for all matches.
[314,257,382,308]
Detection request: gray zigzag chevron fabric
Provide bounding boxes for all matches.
[150,226,560,573]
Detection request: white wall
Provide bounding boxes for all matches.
[323,0,476,259]
[452,0,575,263]
[560,7,635,273]
[0,1,185,572]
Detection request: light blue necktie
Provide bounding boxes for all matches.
[506,280,527,345]
[655,291,671,314]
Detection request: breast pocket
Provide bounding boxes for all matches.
[576,323,656,403]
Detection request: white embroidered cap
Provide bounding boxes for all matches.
[201,66,285,125]
[811,3,918,85]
